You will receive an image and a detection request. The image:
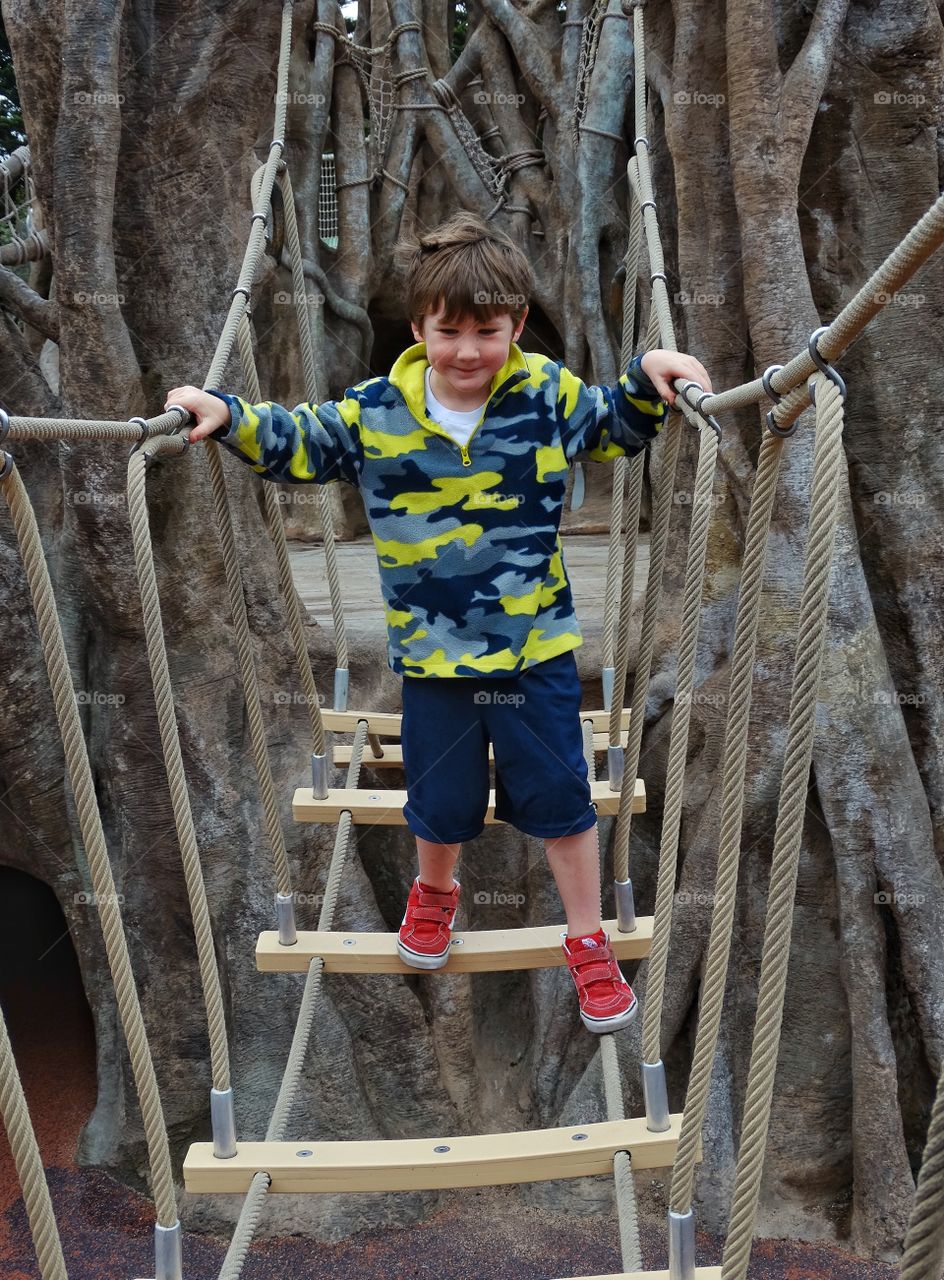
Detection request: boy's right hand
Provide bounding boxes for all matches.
[163,385,232,443]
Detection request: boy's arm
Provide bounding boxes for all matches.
[204,389,362,487]
[558,353,668,463]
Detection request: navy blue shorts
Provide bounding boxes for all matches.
[400,650,597,843]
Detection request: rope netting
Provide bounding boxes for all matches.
[1,2,943,1279]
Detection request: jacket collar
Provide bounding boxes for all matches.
[388,341,531,423]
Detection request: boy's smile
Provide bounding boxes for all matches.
[411,301,528,411]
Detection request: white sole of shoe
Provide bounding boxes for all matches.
[396,936,452,970]
[580,996,638,1034]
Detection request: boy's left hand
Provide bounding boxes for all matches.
[640,350,713,408]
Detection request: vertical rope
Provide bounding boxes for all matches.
[612,418,681,882]
[602,185,645,676]
[669,431,784,1212]
[275,166,350,680]
[641,423,720,1064]
[216,719,370,1280]
[721,375,846,1280]
[126,446,232,1091]
[0,1002,69,1279]
[899,1055,944,1280]
[235,311,327,757]
[612,0,686,880]
[600,1034,644,1271]
[1,464,177,1226]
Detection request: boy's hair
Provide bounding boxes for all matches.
[394,212,533,329]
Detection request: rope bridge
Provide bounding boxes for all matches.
[1,3,943,1279]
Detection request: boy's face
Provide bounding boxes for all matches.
[411,301,528,406]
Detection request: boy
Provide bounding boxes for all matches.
[166,211,711,1034]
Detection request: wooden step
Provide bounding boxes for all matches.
[321,707,631,737]
[183,1114,687,1194]
[257,915,654,973]
[293,776,645,824]
[335,728,628,767]
[555,1271,721,1279]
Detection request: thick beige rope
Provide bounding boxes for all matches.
[899,1054,944,1280]
[235,312,327,753]
[602,185,645,676]
[581,716,644,1268]
[669,430,785,1212]
[600,1031,644,1271]
[1,463,177,1226]
[721,373,846,1280]
[641,422,720,1064]
[125,444,232,1091]
[611,1,684,881]
[274,164,350,680]
[217,718,369,1280]
[0,1002,69,1279]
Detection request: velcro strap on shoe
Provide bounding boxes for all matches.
[417,890,457,908]
[573,962,618,986]
[411,905,453,923]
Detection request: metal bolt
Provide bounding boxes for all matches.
[296,1149,313,1157]
[433,1145,451,1154]
[572,1133,588,1141]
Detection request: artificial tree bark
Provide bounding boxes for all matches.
[0,0,941,1258]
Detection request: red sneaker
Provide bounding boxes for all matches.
[562,929,638,1033]
[397,876,461,970]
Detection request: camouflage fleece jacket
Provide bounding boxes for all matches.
[207,342,666,679]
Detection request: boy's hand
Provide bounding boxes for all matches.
[163,385,232,442]
[640,350,713,408]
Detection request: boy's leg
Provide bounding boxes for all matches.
[544,823,603,939]
[416,836,461,892]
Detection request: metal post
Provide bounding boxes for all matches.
[311,750,328,799]
[154,1220,182,1280]
[276,891,297,946]
[602,665,614,710]
[607,744,624,792]
[642,1059,671,1132]
[333,666,349,710]
[210,1087,237,1159]
[668,1208,696,1280]
[615,878,637,932]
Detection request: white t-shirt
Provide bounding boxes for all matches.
[424,366,487,446]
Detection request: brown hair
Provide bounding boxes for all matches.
[394,212,533,330]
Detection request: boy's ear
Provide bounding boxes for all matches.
[513,305,529,341]
[411,319,424,343]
